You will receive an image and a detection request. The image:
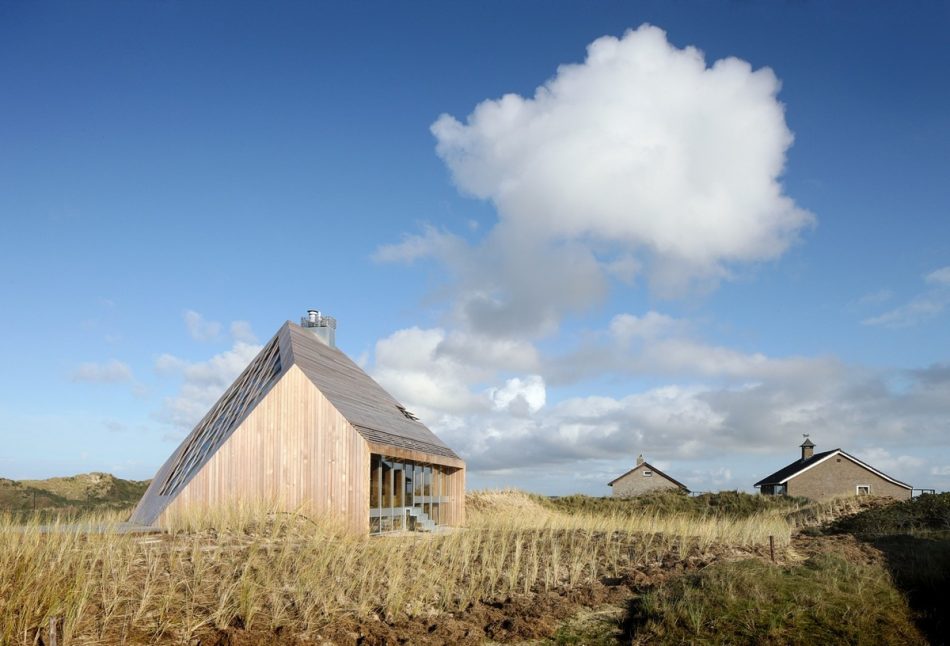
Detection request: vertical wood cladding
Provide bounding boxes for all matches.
[157,364,467,531]
[160,365,371,533]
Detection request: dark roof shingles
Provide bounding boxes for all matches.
[753,449,837,487]
[285,323,461,461]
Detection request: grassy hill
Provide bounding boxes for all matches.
[0,472,149,513]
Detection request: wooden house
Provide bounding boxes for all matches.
[130,311,465,533]
[754,438,911,500]
[608,454,689,497]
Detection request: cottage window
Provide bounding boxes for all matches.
[370,453,456,534]
[856,485,871,495]
[642,470,653,477]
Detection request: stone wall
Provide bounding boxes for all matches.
[610,465,682,498]
[786,454,911,500]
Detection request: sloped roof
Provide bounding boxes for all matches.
[754,449,912,489]
[282,322,459,460]
[130,320,461,525]
[607,462,689,492]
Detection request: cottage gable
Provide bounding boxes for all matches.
[755,439,911,500]
[608,456,689,498]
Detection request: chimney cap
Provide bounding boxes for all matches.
[800,438,815,448]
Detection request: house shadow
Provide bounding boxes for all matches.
[860,532,950,646]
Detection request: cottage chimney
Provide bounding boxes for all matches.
[300,309,337,348]
[636,454,644,466]
[800,437,815,461]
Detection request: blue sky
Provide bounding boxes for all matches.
[2,1,948,494]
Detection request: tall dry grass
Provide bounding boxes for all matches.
[1,490,799,644]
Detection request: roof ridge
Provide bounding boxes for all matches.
[286,322,459,460]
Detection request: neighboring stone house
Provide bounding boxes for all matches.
[755,438,912,501]
[608,455,689,497]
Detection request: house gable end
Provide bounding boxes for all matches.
[783,450,911,489]
[130,332,287,525]
[157,364,370,532]
[608,462,689,491]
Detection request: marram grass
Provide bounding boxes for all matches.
[1,490,798,644]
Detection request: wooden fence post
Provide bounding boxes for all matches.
[769,535,775,562]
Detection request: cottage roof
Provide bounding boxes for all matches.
[754,449,912,489]
[607,461,690,492]
[283,322,459,459]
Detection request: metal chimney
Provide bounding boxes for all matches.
[300,309,337,348]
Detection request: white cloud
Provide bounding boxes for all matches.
[690,467,734,488]
[371,328,547,430]
[432,24,812,295]
[609,311,684,341]
[862,295,950,328]
[378,25,812,338]
[925,266,950,286]
[856,289,894,306]
[154,341,262,430]
[546,313,840,386]
[488,375,546,416]
[372,327,488,416]
[229,321,257,344]
[184,310,222,342]
[365,27,949,493]
[372,225,466,264]
[152,315,265,431]
[70,359,134,383]
[863,266,950,327]
[852,447,924,480]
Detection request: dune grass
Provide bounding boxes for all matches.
[630,554,925,645]
[538,489,811,519]
[0,490,797,644]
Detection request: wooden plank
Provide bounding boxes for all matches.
[160,365,370,533]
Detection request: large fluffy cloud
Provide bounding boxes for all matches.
[379,25,813,338]
[369,25,947,492]
[431,24,812,293]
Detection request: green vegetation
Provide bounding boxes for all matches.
[545,607,625,645]
[3,479,941,644]
[826,493,950,642]
[537,490,811,520]
[631,555,925,645]
[829,492,950,536]
[0,473,149,520]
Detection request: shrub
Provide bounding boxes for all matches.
[631,555,925,645]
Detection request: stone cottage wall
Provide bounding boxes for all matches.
[787,455,911,500]
[611,465,682,498]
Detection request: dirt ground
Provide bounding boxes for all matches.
[195,543,769,646]
[194,534,912,646]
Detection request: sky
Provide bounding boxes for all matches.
[1,1,949,495]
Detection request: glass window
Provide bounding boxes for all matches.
[370,454,454,533]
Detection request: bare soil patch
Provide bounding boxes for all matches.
[196,543,751,646]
